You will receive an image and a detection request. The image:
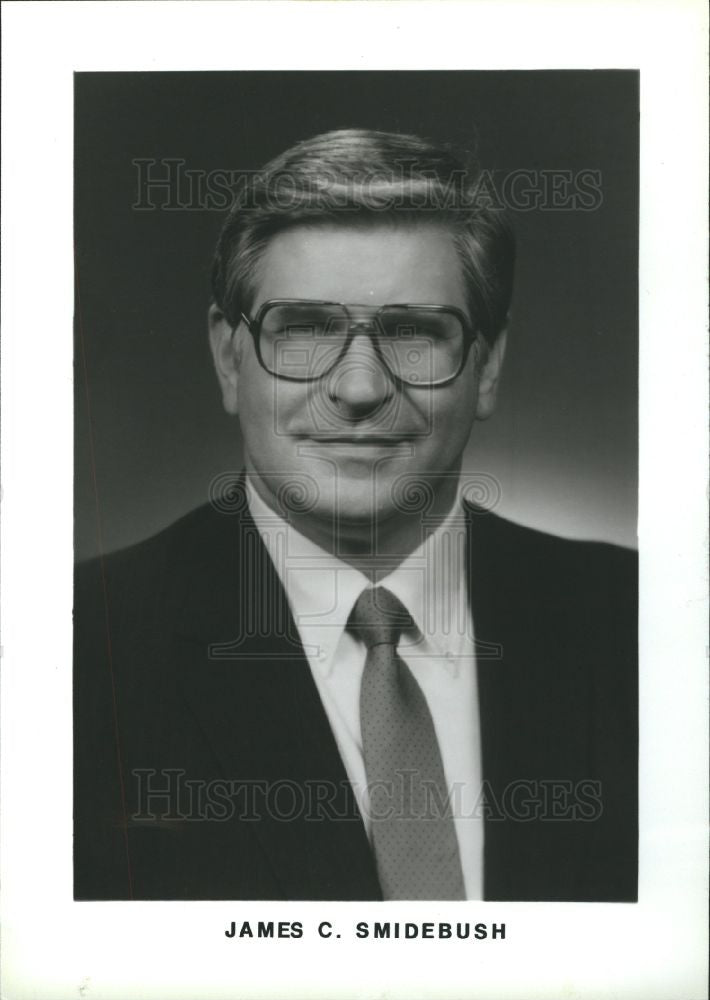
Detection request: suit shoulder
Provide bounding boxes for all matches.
[465,505,637,646]
[74,503,235,636]
[467,505,637,578]
[76,503,220,586]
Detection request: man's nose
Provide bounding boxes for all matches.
[325,328,395,420]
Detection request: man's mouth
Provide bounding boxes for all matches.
[298,435,415,449]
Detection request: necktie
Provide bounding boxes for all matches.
[348,586,466,900]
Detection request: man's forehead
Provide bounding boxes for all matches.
[250,221,468,309]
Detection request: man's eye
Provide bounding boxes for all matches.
[384,321,448,342]
[282,322,328,337]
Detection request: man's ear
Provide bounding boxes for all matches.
[475,324,508,421]
[208,303,242,415]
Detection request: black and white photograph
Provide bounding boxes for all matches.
[1,3,707,999]
[74,70,639,904]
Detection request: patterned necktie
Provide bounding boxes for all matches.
[348,586,466,900]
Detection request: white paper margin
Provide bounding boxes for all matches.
[1,2,708,998]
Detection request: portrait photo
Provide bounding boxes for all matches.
[73,70,640,903]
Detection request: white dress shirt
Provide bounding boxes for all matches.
[246,481,484,900]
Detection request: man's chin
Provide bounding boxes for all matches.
[291,479,406,531]
[311,495,396,527]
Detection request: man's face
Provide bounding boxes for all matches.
[210,222,506,536]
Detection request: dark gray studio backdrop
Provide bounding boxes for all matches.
[74,71,638,561]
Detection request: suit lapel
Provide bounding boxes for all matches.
[172,496,381,900]
[465,503,591,900]
[464,503,520,898]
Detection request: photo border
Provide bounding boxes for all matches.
[1,3,708,998]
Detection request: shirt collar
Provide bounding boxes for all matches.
[245,480,469,677]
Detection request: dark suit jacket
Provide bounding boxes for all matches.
[74,495,638,901]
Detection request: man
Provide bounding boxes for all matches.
[74,129,637,901]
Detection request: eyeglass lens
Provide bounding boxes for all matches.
[258,303,464,384]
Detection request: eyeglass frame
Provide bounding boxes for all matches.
[233,298,480,388]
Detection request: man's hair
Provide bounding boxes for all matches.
[211,128,515,344]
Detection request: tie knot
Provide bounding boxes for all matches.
[348,587,414,650]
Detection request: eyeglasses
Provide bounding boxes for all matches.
[236,299,478,388]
